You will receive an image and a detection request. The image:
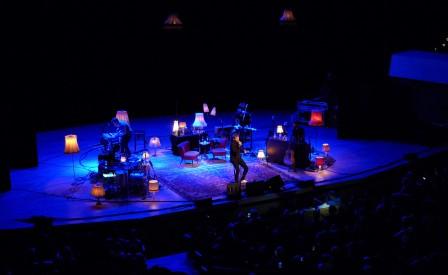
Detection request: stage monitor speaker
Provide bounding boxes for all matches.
[194,198,212,209]
[0,162,11,192]
[266,175,284,192]
[246,180,267,197]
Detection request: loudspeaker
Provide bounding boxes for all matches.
[266,175,284,192]
[246,180,267,196]
[296,179,315,189]
[0,162,11,192]
[226,183,241,199]
[8,128,38,168]
[194,198,212,208]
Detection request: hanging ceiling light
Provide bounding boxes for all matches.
[164,14,183,30]
[279,9,296,26]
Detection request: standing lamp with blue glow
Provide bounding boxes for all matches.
[149,137,161,156]
[192,113,207,134]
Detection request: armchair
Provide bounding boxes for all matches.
[177,141,200,166]
[210,138,227,160]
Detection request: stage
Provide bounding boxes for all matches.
[0,111,441,230]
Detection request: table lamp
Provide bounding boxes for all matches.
[149,137,161,156]
[91,184,105,206]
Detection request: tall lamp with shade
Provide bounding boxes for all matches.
[116,110,130,125]
[192,113,207,134]
[149,137,161,156]
[64,134,80,179]
[308,110,324,153]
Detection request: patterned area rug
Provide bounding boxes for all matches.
[155,156,291,200]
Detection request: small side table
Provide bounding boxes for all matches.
[199,141,211,159]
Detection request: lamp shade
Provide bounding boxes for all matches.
[164,14,183,29]
[203,103,209,113]
[116,110,130,124]
[142,151,150,161]
[64,135,80,154]
[192,113,207,128]
[149,137,161,148]
[315,156,325,167]
[173,120,179,133]
[179,121,187,128]
[91,184,105,198]
[257,149,266,160]
[280,9,296,23]
[276,125,284,134]
[148,179,159,192]
[309,111,324,126]
[322,143,330,153]
[120,156,127,163]
[210,107,217,116]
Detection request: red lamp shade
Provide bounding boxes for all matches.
[309,111,324,126]
[322,143,330,153]
[315,156,325,167]
[64,135,80,154]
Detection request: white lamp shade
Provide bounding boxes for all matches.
[149,137,161,148]
[203,103,209,113]
[210,107,217,116]
[173,120,179,133]
[142,151,150,160]
[276,125,284,134]
[192,113,207,128]
[257,150,266,160]
[64,135,80,154]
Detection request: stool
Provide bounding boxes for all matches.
[133,130,146,152]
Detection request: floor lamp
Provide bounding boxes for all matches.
[308,110,324,153]
[64,134,80,179]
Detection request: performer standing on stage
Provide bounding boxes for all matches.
[230,132,249,185]
[289,121,310,170]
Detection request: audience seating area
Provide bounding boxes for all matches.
[1,153,447,274]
